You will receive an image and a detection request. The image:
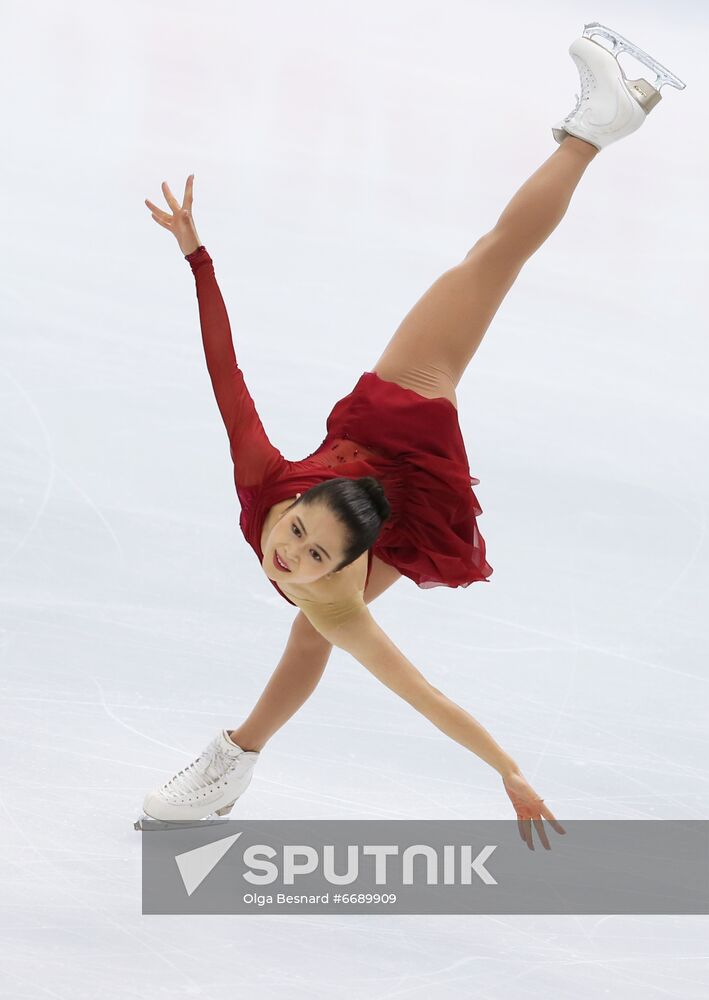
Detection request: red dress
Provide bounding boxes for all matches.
[186,245,493,608]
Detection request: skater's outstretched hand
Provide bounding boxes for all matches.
[145,175,202,256]
[502,769,566,851]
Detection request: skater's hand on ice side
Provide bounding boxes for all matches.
[501,769,566,851]
[144,175,202,256]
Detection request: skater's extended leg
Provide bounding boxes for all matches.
[373,136,598,402]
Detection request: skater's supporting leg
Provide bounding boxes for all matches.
[373,135,598,400]
[229,614,334,752]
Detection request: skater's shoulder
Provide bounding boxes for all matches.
[286,571,368,639]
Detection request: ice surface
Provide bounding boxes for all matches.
[1,0,708,997]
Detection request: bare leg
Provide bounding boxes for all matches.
[229,616,334,751]
[372,136,599,404]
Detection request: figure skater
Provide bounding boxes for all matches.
[136,23,685,849]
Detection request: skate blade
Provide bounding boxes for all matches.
[583,21,686,92]
[134,812,232,831]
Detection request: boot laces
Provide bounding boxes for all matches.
[161,738,238,800]
[565,59,595,123]
[565,91,583,122]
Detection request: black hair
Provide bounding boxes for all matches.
[284,476,391,573]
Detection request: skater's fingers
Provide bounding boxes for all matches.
[540,803,567,836]
[533,818,551,851]
[150,213,172,232]
[145,198,171,221]
[520,818,534,851]
[161,180,180,211]
[183,174,194,211]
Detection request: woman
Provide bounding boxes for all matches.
[137,23,684,849]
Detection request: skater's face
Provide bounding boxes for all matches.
[263,498,347,586]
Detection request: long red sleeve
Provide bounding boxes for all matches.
[185,245,287,490]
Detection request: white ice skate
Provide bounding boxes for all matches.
[552,21,686,151]
[134,729,260,829]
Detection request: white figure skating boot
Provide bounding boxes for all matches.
[134,729,260,829]
[552,21,686,151]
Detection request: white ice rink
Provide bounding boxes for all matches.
[2,0,708,996]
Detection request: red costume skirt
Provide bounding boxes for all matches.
[305,371,493,591]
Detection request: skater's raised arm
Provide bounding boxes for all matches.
[144,175,286,488]
[185,245,287,487]
[308,604,565,850]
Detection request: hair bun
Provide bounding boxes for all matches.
[357,476,391,523]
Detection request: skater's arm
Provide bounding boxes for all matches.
[144,175,286,488]
[185,245,287,487]
[301,596,566,846]
[307,604,519,778]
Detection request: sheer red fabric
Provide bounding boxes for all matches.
[186,245,493,608]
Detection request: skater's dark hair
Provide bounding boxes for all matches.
[284,477,391,572]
